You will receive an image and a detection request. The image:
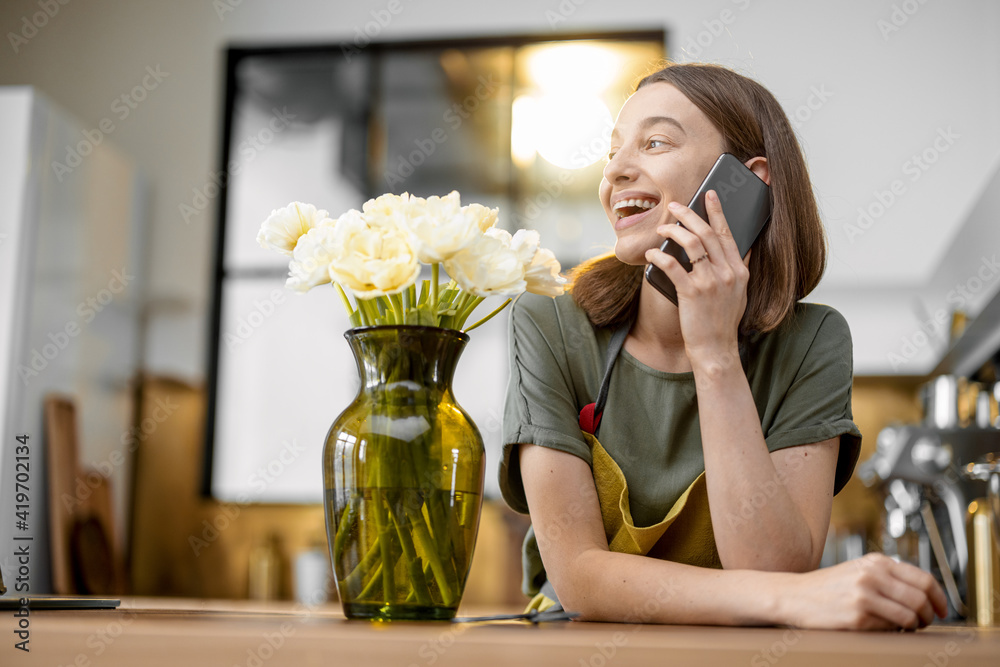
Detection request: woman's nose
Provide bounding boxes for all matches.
[603,148,637,184]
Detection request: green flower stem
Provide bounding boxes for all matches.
[403,286,414,322]
[388,504,433,606]
[463,297,511,333]
[455,295,485,328]
[377,377,447,607]
[342,539,382,597]
[334,282,355,316]
[396,378,458,606]
[451,290,470,315]
[333,497,358,559]
[438,291,467,330]
[357,562,383,601]
[424,492,460,587]
[404,503,458,606]
[389,293,405,324]
[370,490,396,601]
[447,513,468,571]
[418,395,458,584]
[431,264,440,318]
[360,299,380,326]
[418,280,430,307]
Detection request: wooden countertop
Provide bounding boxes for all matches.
[13,597,1000,666]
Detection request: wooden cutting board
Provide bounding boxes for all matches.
[44,395,79,595]
[44,394,122,594]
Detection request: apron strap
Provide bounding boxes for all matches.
[579,321,631,439]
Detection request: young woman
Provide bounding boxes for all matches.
[500,63,947,630]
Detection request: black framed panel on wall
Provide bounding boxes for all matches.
[203,30,667,503]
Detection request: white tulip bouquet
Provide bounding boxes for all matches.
[256,191,565,618]
[256,191,566,330]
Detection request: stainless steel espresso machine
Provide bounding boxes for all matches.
[859,375,1000,625]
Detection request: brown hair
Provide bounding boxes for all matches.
[570,62,827,334]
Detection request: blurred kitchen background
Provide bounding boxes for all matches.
[1,0,999,616]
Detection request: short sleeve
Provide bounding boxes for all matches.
[761,306,862,495]
[499,295,595,514]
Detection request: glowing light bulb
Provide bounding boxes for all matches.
[534,94,613,170]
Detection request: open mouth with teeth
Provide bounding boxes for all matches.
[612,198,659,219]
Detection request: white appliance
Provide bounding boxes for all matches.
[0,87,145,594]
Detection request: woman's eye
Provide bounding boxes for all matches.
[606,150,617,162]
[647,138,667,149]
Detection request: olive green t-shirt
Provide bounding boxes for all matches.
[499,292,862,596]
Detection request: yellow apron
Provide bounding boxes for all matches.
[525,320,721,613]
[525,432,720,612]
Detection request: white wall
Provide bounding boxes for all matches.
[1,0,998,381]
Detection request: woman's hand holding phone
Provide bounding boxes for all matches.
[644,189,751,368]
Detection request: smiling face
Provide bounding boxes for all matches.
[599,82,728,265]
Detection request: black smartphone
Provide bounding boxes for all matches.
[644,153,771,305]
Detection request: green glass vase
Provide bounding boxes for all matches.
[324,325,485,621]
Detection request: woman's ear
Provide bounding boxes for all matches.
[745,156,770,186]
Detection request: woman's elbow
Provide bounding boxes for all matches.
[545,549,612,620]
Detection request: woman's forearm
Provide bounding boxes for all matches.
[558,548,787,625]
[520,442,946,630]
[690,348,820,571]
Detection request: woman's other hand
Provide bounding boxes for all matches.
[781,553,948,630]
[644,189,749,367]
